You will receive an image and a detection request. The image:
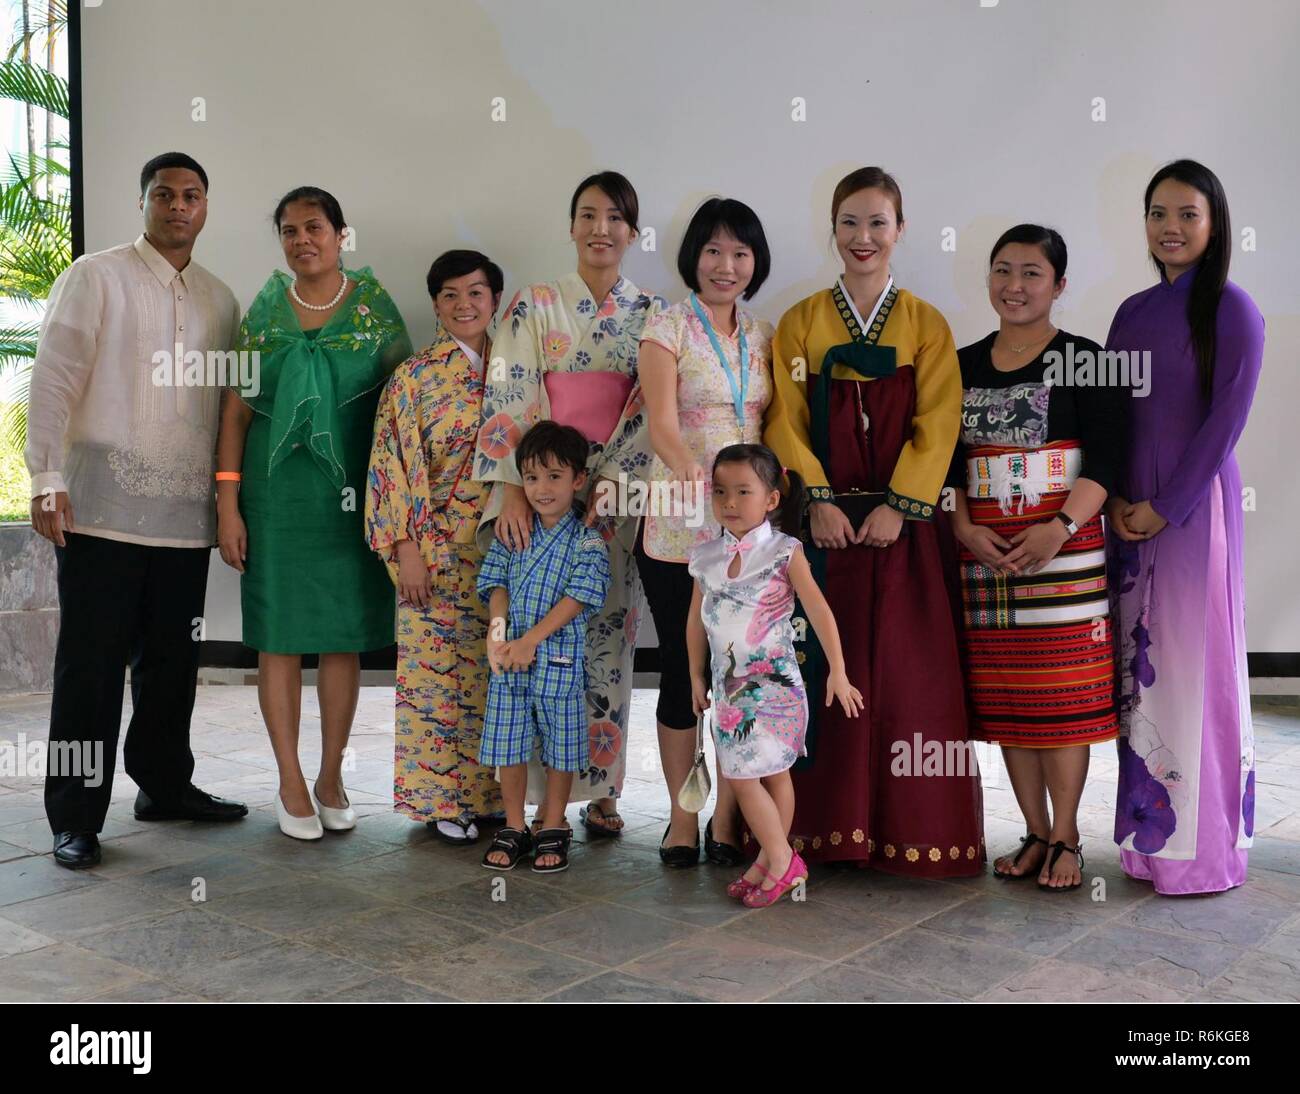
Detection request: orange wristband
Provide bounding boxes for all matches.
[215,472,242,482]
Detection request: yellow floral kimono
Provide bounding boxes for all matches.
[473,271,666,803]
[366,332,502,824]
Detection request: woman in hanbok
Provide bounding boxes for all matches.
[217,187,412,841]
[1106,159,1264,894]
[366,250,505,845]
[472,171,666,835]
[763,167,984,875]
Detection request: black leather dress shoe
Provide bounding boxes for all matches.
[659,824,701,868]
[53,832,101,870]
[134,785,248,822]
[705,817,746,866]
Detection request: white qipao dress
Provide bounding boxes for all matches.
[688,521,808,779]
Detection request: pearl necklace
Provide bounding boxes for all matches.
[291,270,348,311]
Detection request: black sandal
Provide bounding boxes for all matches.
[481,826,532,871]
[532,827,571,874]
[1038,841,1085,892]
[580,802,624,839]
[992,833,1049,879]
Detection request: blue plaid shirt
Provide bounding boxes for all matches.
[476,509,610,665]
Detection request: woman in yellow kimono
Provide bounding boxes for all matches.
[366,250,505,844]
[763,167,984,876]
[472,171,666,834]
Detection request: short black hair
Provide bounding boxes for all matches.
[569,170,640,234]
[273,186,346,233]
[677,197,771,300]
[426,249,504,299]
[139,152,208,197]
[515,421,589,478]
[989,223,1068,282]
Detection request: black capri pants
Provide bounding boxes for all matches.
[634,519,703,731]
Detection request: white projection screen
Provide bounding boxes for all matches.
[77,0,1300,664]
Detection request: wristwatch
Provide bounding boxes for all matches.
[1054,511,1079,537]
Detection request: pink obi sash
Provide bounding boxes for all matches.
[544,371,632,445]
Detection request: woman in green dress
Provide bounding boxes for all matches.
[216,186,412,840]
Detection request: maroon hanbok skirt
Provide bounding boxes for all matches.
[780,363,985,876]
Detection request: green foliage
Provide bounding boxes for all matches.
[0,51,72,452]
[0,433,30,522]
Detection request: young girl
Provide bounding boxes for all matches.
[687,444,863,907]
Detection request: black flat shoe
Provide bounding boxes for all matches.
[704,818,745,866]
[53,831,101,870]
[134,785,248,823]
[659,824,701,868]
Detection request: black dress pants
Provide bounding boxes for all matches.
[44,532,210,834]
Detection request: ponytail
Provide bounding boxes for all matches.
[775,467,806,535]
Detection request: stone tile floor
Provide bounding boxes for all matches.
[1,687,1298,1002]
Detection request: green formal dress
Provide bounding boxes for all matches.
[235,267,413,653]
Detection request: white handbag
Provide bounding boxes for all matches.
[676,709,713,813]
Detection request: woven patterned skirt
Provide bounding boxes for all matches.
[959,446,1119,749]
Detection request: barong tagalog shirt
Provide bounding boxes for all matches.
[24,234,241,547]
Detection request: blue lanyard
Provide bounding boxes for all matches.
[690,293,749,431]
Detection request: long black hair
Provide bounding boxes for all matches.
[712,443,805,535]
[1144,159,1231,397]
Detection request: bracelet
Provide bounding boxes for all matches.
[215,472,242,482]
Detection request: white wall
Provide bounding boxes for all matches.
[80,0,1300,650]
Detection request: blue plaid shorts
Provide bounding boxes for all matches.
[479,655,588,772]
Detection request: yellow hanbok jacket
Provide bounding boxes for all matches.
[763,283,961,520]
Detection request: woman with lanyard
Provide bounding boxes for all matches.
[638,197,775,866]
[764,167,984,876]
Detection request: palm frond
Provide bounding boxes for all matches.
[0,322,41,361]
[0,59,70,119]
[0,179,70,238]
[0,363,31,450]
[5,2,68,63]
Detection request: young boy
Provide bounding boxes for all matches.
[476,422,610,873]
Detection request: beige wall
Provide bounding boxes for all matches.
[81,0,1300,650]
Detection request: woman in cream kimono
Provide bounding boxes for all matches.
[367,250,505,844]
[473,171,666,834]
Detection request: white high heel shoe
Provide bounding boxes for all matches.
[311,784,356,832]
[276,793,323,840]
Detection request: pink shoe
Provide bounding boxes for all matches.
[727,862,771,900]
[742,851,807,908]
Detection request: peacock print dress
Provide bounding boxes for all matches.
[688,520,808,779]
